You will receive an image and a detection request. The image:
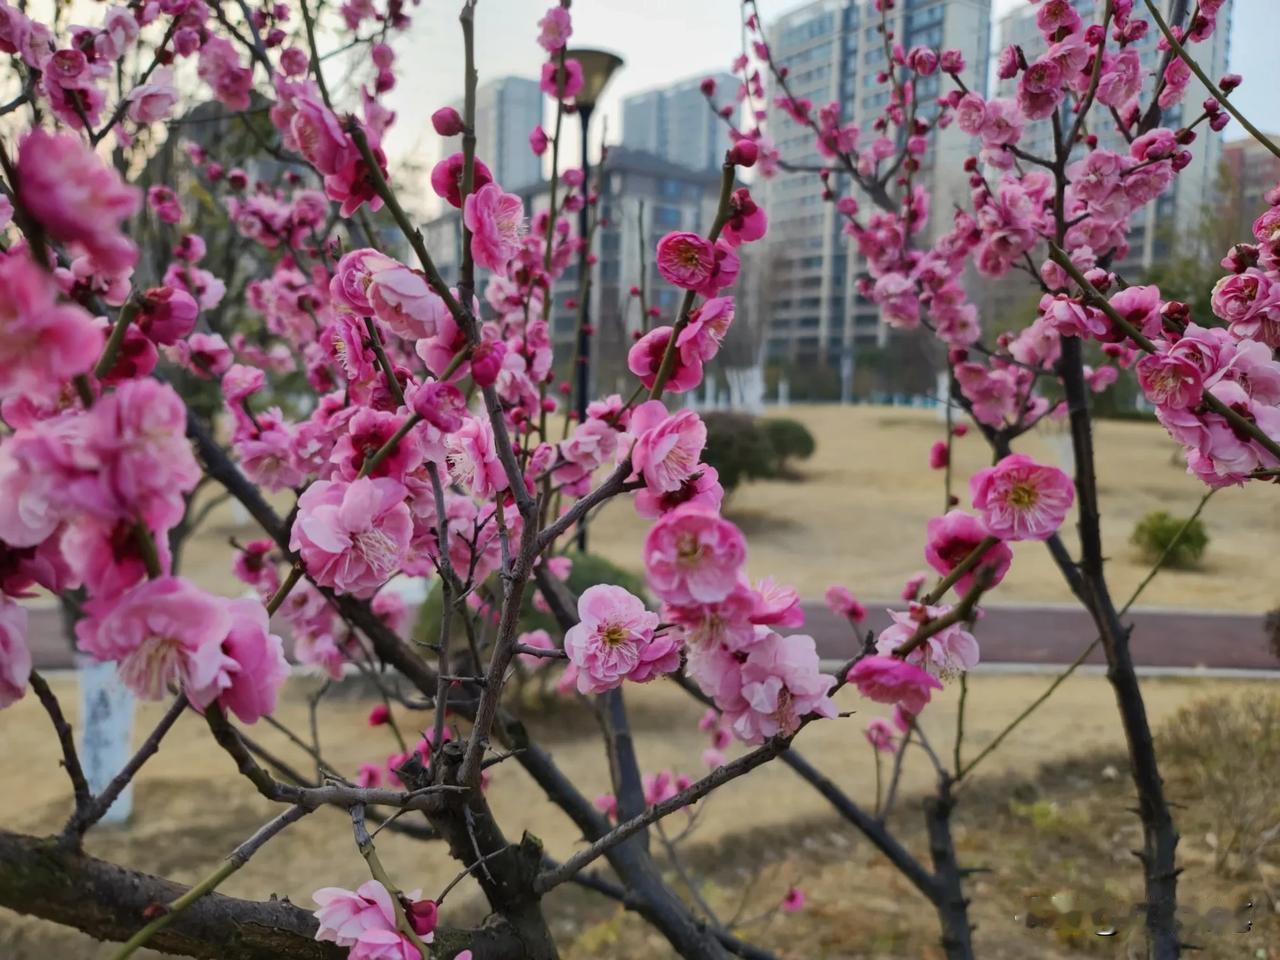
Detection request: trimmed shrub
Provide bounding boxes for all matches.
[762,417,816,473]
[1130,510,1209,569]
[701,412,778,493]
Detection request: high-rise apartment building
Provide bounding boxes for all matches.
[994,0,1232,273]
[445,76,545,192]
[757,0,991,399]
[1223,136,1280,244]
[621,73,738,174]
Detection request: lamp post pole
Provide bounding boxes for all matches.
[574,101,593,551]
[561,47,622,553]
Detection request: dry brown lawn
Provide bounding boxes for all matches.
[2,673,1276,958]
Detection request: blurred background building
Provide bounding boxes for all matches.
[443,76,545,192]
[620,72,737,174]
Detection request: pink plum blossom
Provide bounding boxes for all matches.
[564,584,676,694]
[847,655,943,715]
[0,599,31,709]
[644,505,747,606]
[656,232,716,290]
[628,401,707,495]
[825,585,866,622]
[628,326,704,394]
[291,478,413,598]
[970,454,1074,541]
[187,598,289,725]
[76,577,235,701]
[876,603,980,675]
[923,511,1013,594]
[724,631,836,743]
[464,183,525,271]
[537,6,572,51]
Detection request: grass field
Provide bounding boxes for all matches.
[3,674,1277,958]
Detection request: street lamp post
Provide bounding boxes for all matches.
[564,47,622,552]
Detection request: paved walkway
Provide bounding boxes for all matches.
[25,600,1275,672]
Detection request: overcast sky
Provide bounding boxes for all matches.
[381,0,1278,169]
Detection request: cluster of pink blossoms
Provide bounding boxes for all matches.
[313,880,445,960]
[0,132,286,723]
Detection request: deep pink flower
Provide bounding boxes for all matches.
[720,189,767,247]
[431,107,464,137]
[470,340,506,388]
[76,577,235,701]
[537,6,572,51]
[970,453,1074,541]
[17,129,140,272]
[87,379,202,533]
[430,153,493,209]
[629,401,707,495]
[540,58,583,99]
[529,125,549,156]
[137,285,198,345]
[408,380,466,432]
[291,478,412,598]
[928,440,949,470]
[188,598,289,724]
[724,631,836,743]
[1137,348,1203,409]
[847,655,943,715]
[464,183,525,272]
[628,326,704,394]
[644,505,746,605]
[876,603,979,675]
[656,232,716,290]
[0,252,102,402]
[781,887,806,914]
[923,511,1013,594]
[563,584,676,694]
[0,598,31,709]
[901,571,927,602]
[824,585,866,623]
[633,465,723,519]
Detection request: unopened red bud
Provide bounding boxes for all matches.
[1220,73,1242,92]
[728,139,759,167]
[700,77,717,97]
[431,107,465,136]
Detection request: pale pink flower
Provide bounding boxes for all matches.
[629,401,707,495]
[313,880,424,956]
[291,478,413,598]
[446,417,509,499]
[901,571,927,602]
[408,380,466,433]
[656,232,716,290]
[0,252,102,402]
[751,576,805,628]
[824,585,866,622]
[970,453,1074,541]
[665,584,758,655]
[126,65,178,123]
[847,655,943,715]
[0,599,31,709]
[370,265,447,340]
[923,511,1013,594]
[516,628,556,670]
[464,183,525,272]
[537,6,572,52]
[864,718,898,753]
[724,632,836,743]
[187,598,289,725]
[76,577,235,701]
[644,505,746,606]
[331,248,398,315]
[876,604,979,675]
[564,585,676,694]
[676,296,735,364]
[17,129,140,273]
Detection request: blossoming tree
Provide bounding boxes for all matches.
[0,0,1272,958]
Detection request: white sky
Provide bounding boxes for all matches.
[381,0,1279,171]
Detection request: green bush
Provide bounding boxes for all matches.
[413,551,645,643]
[1130,510,1209,569]
[701,412,778,493]
[761,417,816,472]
